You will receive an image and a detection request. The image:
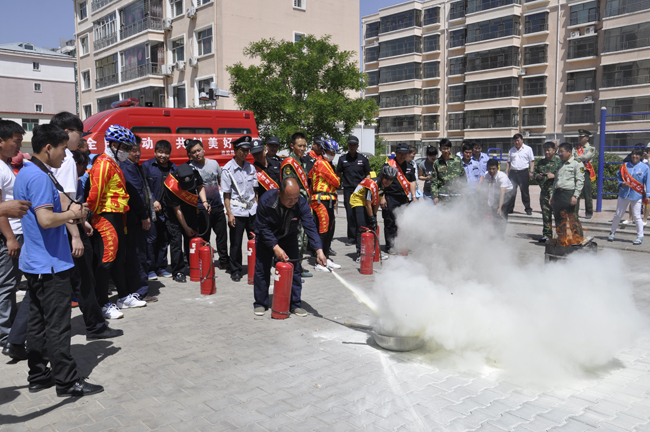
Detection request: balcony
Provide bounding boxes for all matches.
[467,0,520,15]
[94,32,117,51]
[524,23,548,34]
[378,115,421,133]
[605,0,650,17]
[568,38,598,59]
[602,74,650,87]
[522,109,546,126]
[448,117,465,130]
[365,47,379,63]
[96,74,119,89]
[467,27,519,44]
[450,2,466,20]
[423,116,440,131]
[450,32,466,48]
[604,36,650,53]
[91,0,118,12]
[566,104,595,124]
[423,8,440,26]
[120,62,162,83]
[366,22,380,39]
[423,89,440,105]
[466,78,519,101]
[450,87,466,103]
[569,11,599,26]
[120,16,163,40]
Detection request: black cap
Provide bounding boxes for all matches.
[250,138,264,154]
[395,143,409,153]
[578,129,592,137]
[313,135,325,145]
[347,135,359,145]
[265,136,280,146]
[176,163,197,191]
[232,135,252,149]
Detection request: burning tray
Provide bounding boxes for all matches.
[544,236,597,263]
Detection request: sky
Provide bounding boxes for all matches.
[0,0,417,49]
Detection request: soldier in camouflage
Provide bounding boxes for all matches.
[534,141,562,242]
[431,138,466,204]
[573,129,595,219]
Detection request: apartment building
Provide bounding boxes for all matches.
[362,0,650,155]
[0,42,77,149]
[73,0,359,120]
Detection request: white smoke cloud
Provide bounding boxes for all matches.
[370,200,647,384]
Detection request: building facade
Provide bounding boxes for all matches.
[73,0,359,120]
[0,42,77,149]
[362,0,650,156]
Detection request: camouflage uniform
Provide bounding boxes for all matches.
[572,142,595,217]
[280,152,310,256]
[430,156,466,202]
[534,155,562,238]
[552,156,585,242]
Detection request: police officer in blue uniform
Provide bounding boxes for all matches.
[253,178,327,317]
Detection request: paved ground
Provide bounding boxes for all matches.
[2,205,650,431]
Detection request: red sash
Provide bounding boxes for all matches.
[387,159,411,200]
[164,174,198,207]
[281,157,309,193]
[577,146,596,182]
[359,178,379,206]
[308,150,321,160]
[621,164,649,205]
[255,165,278,191]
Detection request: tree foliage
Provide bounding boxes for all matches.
[226,35,378,147]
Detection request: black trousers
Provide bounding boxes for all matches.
[343,188,356,241]
[93,213,129,305]
[199,205,229,267]
[147,217,169,274]
[506,169,531,214]
[382,195,408,251]
[253,237,302,310]
[125,221,149,297]
[167,219,188,276]
[8,290,29,345]
[353,206,369,256]
[26,270,80,390]
[229,215,256,276]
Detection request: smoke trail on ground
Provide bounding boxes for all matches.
[372,200,647,384]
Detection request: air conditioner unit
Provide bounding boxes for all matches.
[176,60,186,71]
[585,26,595,35]
[584,95,593,102]
[186,7,197,18]
[189,57,199,67]
[570,30,581,38]
[518,68,527,76]
[161,64,173,76]
[523,130,530,137]
[162,18,172,30]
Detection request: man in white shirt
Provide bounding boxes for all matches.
[505,133,535,215]
[0,121,24,349]
[221,136,258,282]
[480,158,513,232]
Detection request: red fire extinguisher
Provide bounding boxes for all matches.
[271,262,293,319]
[360,231,375,275]
[374,226,381,263]
[247,236,256,285]
[199,244,216,295]
[189,237,205,282]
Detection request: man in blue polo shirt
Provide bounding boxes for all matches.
[14,124,103,397]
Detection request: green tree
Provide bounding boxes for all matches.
[227,35,378,146]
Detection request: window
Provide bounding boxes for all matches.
[570,1,598,25]
[33,62,40,71]
[466,77,519,100]
[217,128,252,134]
[367,71,379,86]
[35,104,43,113]
[450,1,466,20]
[465,108,518,129]
[172,38,185,62]
[197,27,213,56]
[367,95,380,107]
[80,35,89,55]
[450,29,466,48]
[93,12,117,50]
[423,61,440,78]
[379,36,421,59]
[566,103,594,124]
[83,105,92,120]
[379,63,421,84]
[524,12,548,34]
[423,35,440,53]
[568,36,597,58]
[466,46,519,72]
[365,47,379,63]
[567,70,596,92]
[378,115,421,133]
[79,1,87,20]
[173,85,187,108]
[602,60,650,87]
[523,76,547,95]
[98,95,120,112]
[197,77,214,94]
[293,0,305,9]
[177,127,214,134]
[366,22,380,39]
[95,53,118,88]
[449,85,465,103]
[601,97,650,122]
[121,42,159,82]
[82,70,91,90]
[423,115,440,131]
[379,89,421,109]
[604,23,650,53]
[467,16,520,43]
[605,0,650,17]
[197,0,212,4]
[522,107,545,126]
[379,10,422,34]
[423,7,440,26]
[170,0,183,17]
[131,126,172,134]
[120,0,160,40]
[423,88,440,105]
[294,32,305,43]
[524,44,547,65]
[34,83,42,92]
[22,119,39,132]
[449,57,466,75]
[467,0,520,14]
[449,113,465,130]
[122,87,165,107]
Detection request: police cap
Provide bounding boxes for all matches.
[578,129,592,138]
[395,142,409,153]
[265,136,280,146]
[232,135,252,149]
[250,138,265,154]
[313,135,325,145]
[176,163,197,191]
[347,135,359,145]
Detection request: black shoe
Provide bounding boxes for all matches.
[538,236,548,243]
[329,249,337,256]
[173,273,186,283]
[231,273,242,282]
[29,378,54,393]
[56,379,104,398]
[2,343,27,361]
[526,210,533,215]
[86,326,124,341]
[585,214,593,220]
[345,239,356,247]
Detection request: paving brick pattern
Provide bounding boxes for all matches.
[1,216,650,431]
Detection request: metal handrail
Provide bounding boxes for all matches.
[120,16,163,40]
[605,0,650,17]
[96,74,119,89]
[602,75,650,87]
[467,28,518,43]
[604,36,650,53]
[568,44,597,59]
[467,0,520,14]
[450,3,466,19]
[93,32,117,51]
[120,62,161,82]
[91,0,117,11]
[569,11,598,26]
[524,23,548,34]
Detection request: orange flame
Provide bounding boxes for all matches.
[555,210,584,246]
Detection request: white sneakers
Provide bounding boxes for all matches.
[102,303,124,319]
[327,259,341,269]
[314,264,330,272]
[117,294,147,309]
